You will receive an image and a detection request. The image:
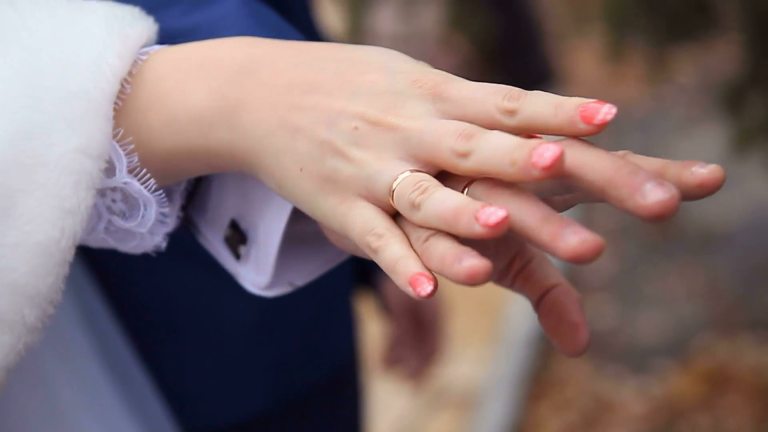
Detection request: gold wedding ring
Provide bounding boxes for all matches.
[389,169,430,208]
[461,178,479,196]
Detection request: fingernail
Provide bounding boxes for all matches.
[639,180,676,204]
[561,226,592,247]
[459,252,482,268]
[579,100,618,125]
[475,205,509,228]
[523,134,543,139]
[531,142,564,170]
[691,163,718,175]
[409,273,436,298]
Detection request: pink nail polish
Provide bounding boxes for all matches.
[523,134,543,139]
[409,273,436,298]
[579,101,618,125]
[475,205,509,228]
[531,142,563,170]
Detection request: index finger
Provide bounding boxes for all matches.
[434,78,617,137]
[559,138,682,221]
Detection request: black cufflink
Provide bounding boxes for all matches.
[224,219,248,260]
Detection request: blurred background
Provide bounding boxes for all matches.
[311,1,768,431]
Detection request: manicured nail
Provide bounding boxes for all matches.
[579,101,618,125]
[409,273,436,298]
[523,134,543,139]
[475,205,509,228]
[691,163,719,175]
[639,180,676,204]
[531,142,564,170]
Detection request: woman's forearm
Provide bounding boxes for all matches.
[114,39,248,187]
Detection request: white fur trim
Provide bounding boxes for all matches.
[0,0,157,382]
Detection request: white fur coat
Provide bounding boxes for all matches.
[0,0,157,382]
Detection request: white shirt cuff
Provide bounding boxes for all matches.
[187,173,349,297]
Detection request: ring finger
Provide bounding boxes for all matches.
[441,175,605,264]
[390,170,511,240]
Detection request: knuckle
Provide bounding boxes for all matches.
[389,254,409,278]
[414,228,442,252]
[406,178,439,212]
[614,150,635,160]
[553,97,572,123]
[499,87,529,116]
[532,282,562,315]
[450,126,480,160]
[363,111,409,132]
[409,70,450,99]
[362,227,395,256]
[497,246,536,289]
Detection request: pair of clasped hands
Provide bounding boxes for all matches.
[124,39,726,356]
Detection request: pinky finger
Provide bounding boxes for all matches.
[318,223,368,258]
[348,204,438,299]
[397,216,494,287]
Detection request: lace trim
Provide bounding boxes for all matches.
[113,46,161,112]
[81,45,187,254]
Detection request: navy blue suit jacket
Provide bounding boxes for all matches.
[85,2,358,431]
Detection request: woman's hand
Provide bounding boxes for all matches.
[219,39,628,298]
[139,39,634,295]
[116,38,683,300]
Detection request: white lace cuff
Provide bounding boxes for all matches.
[80,45,188,254]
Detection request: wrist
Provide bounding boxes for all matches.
[114,39,248,186]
